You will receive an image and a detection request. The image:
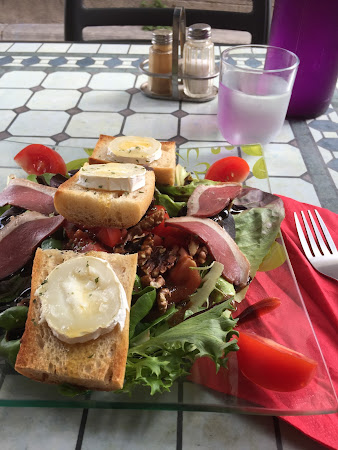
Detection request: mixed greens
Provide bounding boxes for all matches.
[119,174,284,394]
[0,160,285,397]
[125,299,238,395]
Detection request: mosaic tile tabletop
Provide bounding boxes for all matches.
[0,42,337,212]
[0,43,336,450]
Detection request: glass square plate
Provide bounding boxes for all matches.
[0,141,337,415]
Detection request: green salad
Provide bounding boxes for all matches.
[0,160,285,397]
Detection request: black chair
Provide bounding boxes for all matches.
[64,0,271,45]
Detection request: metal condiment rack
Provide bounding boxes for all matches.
[139,6,219,102]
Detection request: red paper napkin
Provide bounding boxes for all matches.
[190,196,338,449]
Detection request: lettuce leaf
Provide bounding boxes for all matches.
[123,299,238,394]
[154,188,186,217]
[234,188,285,277]
[27,173,56,184]
[210,276,236,304]
[0,306,28,330]
[0,205,10,216]
[130,305,177,346]
[157,179,219,202]
[0,274,31,305]
[187,262,224,313]
[175,164,191,186]
[58,383,90,397]
[0,336,20,367]
[129,288,156,339]
[132,274,143,294]
[66,158,89,171]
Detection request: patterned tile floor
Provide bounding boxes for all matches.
[0,43,337,450]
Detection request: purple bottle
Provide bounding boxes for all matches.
[269,0,338,119]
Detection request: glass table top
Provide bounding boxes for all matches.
[0,142,337,415]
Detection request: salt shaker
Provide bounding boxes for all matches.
[183,23,215,98]
[148,29,173,96]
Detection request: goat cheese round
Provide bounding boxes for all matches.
[107,136,162,165]
[36,256,129,344]
[77,162,146,192]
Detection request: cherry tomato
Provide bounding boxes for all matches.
[237,331,318,392]
[96,227,122,248]
[167,249,201,303]
[205,156,250,182]
[14,144,67,176]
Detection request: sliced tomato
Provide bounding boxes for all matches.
[14,144,67,176]
[96,227,122,248]
[167,249,201,303]
[205,156,250,183]
[237,331,318,392]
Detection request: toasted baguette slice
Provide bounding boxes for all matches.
[54,168,155,228]
[89,134,176,186]
[15,249,138,391]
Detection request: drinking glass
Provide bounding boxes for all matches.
[217,45,299,146]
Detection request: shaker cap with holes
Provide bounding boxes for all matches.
[151,29,173,45]
[187,23,212,40]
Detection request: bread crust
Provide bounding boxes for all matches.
[15,249,138,391]
[89,134,176,186]
[54,168,155,229]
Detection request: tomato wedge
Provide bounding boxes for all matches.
[14,144,67,176]
[96,227,122,248]
[167,249,201,303]
[205,156,250,182]
[237,331,318,392]
[148,206,190,248]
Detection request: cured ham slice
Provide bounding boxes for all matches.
[187,183,242,218]
[0,177,57,215]
[166,216,250,288]
[0,211,64,279]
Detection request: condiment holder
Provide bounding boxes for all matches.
[139,7,219,102]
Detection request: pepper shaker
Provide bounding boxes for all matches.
[148,29,173,96]
[183,23,215,98]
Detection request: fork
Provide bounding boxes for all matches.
[294,210,338,281]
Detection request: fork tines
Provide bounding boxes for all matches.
[294,210,337,258]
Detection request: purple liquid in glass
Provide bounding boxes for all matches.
[269,0,338,119]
